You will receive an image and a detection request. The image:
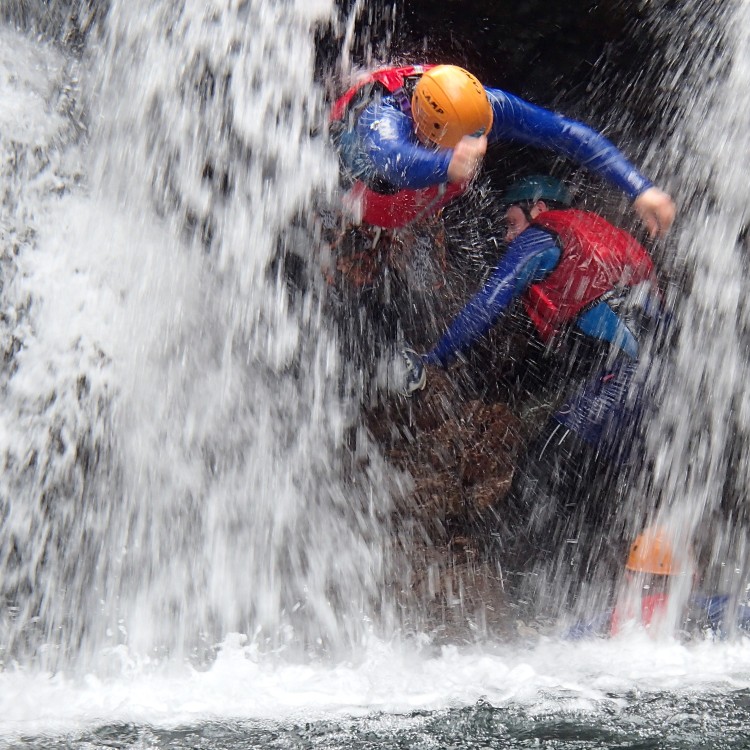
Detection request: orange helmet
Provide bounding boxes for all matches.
[411,65,493,149]
[625,527,679,576]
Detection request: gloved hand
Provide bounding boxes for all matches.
[401,347,426,396]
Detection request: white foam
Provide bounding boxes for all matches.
[2,634,750,738]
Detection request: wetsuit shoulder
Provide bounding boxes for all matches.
[355,97,451,189]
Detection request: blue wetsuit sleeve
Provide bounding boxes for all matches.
[485,87,652,200]
[425,229,561,367]
[356,98,451,189]
[577,304,640,359]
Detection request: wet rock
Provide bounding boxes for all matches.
[325,0,680,640]
[394,541,520,643]
[367,363,527,536]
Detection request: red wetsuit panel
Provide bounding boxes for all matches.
[610,592,670,635]
[345,181,465,229]
[329,65,432,122]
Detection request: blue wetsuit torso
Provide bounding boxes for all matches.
[352,87,653,197]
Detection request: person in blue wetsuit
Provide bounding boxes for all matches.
[406,174,660,416]
[331,64,675,235]
[401,174,665,587]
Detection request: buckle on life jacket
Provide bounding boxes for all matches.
[391,72,423,117]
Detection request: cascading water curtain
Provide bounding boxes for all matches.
[0,0,400,674]
[522,0,750,630]
[625,0,750,625]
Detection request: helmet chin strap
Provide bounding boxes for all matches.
[518,200,544,223]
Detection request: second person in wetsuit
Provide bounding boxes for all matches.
[403,175,665,588]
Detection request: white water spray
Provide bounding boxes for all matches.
[589,0,750,635]
[637,0,750,601]
[0,0,399,672]
[6,2,750,743]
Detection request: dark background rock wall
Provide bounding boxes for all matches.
[318,0,696,637]
[396,0,636,106]
[322,0,684,198]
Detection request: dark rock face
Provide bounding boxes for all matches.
[395,0,635,102]
[325,0,675,178]
[328,0,664,114]
[368,369,525,537]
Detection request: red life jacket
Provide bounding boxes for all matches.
[524,209,655,341]
[610,592,670,636]
[330,65,466,229]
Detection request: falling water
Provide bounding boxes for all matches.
[518,0,750,631]
[623,0,750,621]
[5,1,750,747]
[0,0,400,673]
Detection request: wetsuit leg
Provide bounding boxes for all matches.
[553,357,642,454]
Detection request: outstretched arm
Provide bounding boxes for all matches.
[486,88,676,235]
[425,229,561,367]
[486,88,650,198]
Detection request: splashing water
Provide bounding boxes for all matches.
[4,0,750,745]
[0,0,401,672]
[516,0,750,634]
[624,0,750,626]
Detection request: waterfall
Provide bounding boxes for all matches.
[594,0,750,631]
[0,0,398,672]
[4,0,749,680]
[637,0,750,617]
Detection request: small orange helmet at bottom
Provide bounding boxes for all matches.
[625,526,681,576]
[411,64,493,149]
